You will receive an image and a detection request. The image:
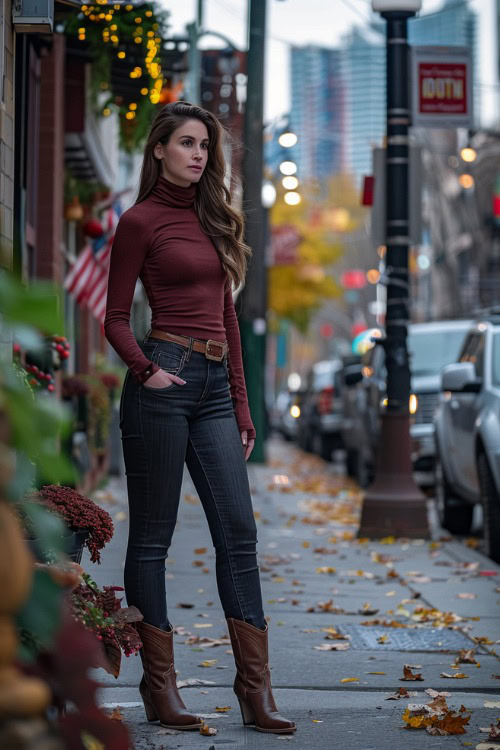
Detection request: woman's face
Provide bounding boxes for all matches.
[154,118,209,187]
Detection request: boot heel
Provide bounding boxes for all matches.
[238,697,256,726]
[143,698,159,722]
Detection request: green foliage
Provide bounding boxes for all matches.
[16,568,65,661]
[63,2,170,153]
[0,272,62,333]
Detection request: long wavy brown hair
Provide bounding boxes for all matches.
[136,101,251,289]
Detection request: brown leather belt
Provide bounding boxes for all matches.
[149,329,228,362]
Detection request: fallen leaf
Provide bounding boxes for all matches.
[359,603,379,615]
[475,745,500,749]
[114,512,127,522]
[193,623,213,628]
[484,701,500,708]
[312,719,323,723]
[199,724,217,736]
[194,547,207,555]
[176,678,216,688]
[400,665,424,681]
[386,688,418,700]
[340,677,359,683]
[457,592,477,600]
[316,566,336,574]
[377,634,389,644]
[215,706,231,713]
[426,726,449,735]
[386,590,396,597]
[425,689,450,698]
[366,671,386,675]
[177,602,195,609]
[108,708,124,721]
[314,642,350,651]
[456,649,477,664]
[199,660,218,668]
[440,672,469,679]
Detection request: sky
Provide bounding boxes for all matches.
[160,0,498,124]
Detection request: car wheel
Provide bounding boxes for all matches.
[435,452,473,535]
[346,449,358,478]
[477,451,500,564]
[317,434,335,462]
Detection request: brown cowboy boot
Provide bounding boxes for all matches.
[227,618,296,734]
[136,621,202,730]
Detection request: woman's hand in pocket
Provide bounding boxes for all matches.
[144,370,186,389]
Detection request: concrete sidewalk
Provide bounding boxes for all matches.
[87,439,500,749]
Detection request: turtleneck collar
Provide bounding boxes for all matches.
[151,174,196,209]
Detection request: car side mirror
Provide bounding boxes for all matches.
[441,362,482,393]
[344,364,364,387]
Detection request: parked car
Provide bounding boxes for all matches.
[342,320,472,487]
[434,316,500,562]
[270,389,302,442]
[296,358,344,460]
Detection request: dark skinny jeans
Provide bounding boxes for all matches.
[119,336,266,631]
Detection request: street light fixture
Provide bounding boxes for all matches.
[358,0,429,540]
[278,132,298,148]
[284,191,301,206]
[460,147,477,163]
[282,176,299,190]
[279,160,297,176]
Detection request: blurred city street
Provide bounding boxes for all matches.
[89,438,500,748]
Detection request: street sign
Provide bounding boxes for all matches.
[268,225,300,265]
[411,46,473,129]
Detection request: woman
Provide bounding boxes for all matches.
[104,102,295,735]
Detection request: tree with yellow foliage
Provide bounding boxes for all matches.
[268,174,365,333]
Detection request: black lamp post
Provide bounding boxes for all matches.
[358,0,430,538]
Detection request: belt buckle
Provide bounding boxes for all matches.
[205,339,224,361]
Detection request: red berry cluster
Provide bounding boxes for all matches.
[51,335,71,363]
[25,363,56,392]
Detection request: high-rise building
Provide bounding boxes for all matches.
[288,45,344,183]
[341,26,385,185]
[340,0,478,183]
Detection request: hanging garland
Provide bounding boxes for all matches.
[63,1,171,153]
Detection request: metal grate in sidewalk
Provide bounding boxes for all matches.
[337,624,475,652]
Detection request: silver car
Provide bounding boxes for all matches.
[435,319,500,563]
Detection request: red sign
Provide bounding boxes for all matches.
[418,62,467,116]
[411,47,472,129]
[269,225,300,266]
[341,270,366,290]
[361,175,374,206]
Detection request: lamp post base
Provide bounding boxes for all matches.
[357,412,430,538]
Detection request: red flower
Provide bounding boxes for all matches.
[30,486,114,563]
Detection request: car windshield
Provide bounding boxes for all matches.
[408,328,467,376]
[492,333,500,386]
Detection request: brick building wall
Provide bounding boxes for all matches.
[0,0,15,360]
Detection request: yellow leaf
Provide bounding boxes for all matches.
[199,724,217,736]
[215,706,231,712]
[340,677,359,683]
[366,671,386,675]
[199,660,218,667]
[302,541,310,548]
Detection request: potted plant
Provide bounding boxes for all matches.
[70,574,143,678]
[26,485,114,564]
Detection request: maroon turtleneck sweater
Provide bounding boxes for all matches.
[104,175,255,439]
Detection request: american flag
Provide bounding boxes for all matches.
[64,201,121,325]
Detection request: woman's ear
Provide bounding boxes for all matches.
[153,144,163,160]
